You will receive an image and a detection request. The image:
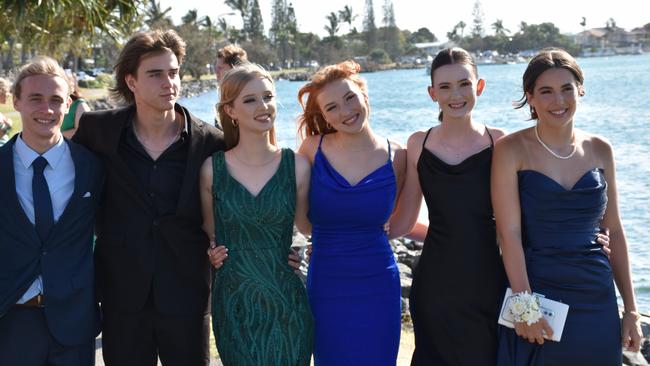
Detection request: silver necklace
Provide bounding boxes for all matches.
[133,118,181,153]
[534,124,576,160]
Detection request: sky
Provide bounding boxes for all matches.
[160,0,648,40]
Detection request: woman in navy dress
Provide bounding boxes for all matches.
[296,60,407,365]
[492,48,642,365]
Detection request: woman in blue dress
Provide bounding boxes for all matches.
[295,60,408,365]
[491,48,642,365]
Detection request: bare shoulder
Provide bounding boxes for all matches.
[486,126,507,141]
[493,127,530,163]
[297,134,320,162]
[407,130,428,148]
[293,151,311,175]
[578,129,614,163]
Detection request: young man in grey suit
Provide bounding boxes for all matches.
[0,57,103,365]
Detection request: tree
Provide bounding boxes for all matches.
[409,27,436,43]
[225,0,250,40]
[0,0,140,70]
[492,19,509,37]
[363,0,378,51]
[248,0,265,41]
[458,21,467,38]
[338,5,357,34]
[471,0,485,38]
[381,0,402,59]
[324,12,340,38]
[182,9,199,26]
[606,18,617,30]
[145,1,173,29]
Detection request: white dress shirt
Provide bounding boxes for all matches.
[13,134,75,303]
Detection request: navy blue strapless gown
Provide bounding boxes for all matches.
[307,137,401,365]
[497,168,621,365]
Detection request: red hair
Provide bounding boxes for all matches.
[297,60,368,139]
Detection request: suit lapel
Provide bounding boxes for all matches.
[0,136,42,247]
[176,111,204,213]
[47,139,91,242]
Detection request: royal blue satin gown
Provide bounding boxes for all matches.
[307,135,401,365]
[497,168,621,365]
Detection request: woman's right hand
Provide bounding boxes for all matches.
[207,240,229,269]
[514,317,554,344]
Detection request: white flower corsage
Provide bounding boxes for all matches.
[508,291,543,325]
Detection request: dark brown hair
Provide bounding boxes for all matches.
[429,47,478,122]
[110,29,186,105]
[217,63,277,149]
[217,44,248,67]
[297,60,368,138]
[514,48,585,119]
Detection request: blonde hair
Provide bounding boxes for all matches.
[217,63,277,149]
[297,60,368,138]
[12,56,72,99]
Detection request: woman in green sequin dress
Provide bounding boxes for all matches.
[200,63,313,365]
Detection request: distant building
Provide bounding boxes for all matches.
[574,26,645,56]
[413,41,457,56]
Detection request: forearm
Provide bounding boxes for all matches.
[610,230,638,311]
[499,231,532,293]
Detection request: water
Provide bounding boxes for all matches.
[180,54,650,312]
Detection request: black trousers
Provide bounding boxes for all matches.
[0,307,95,366]
[100,297,210,366]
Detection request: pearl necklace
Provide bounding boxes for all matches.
[534,124,576,160]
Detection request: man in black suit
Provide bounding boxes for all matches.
[73,30,227,365]
[0,57,102,365]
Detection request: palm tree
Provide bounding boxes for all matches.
[182,9,199,26]
[144,1,172,28]
[492,19,509,37]
[458,21,467,38]
[338,5,357,33]
[324,12,340,38]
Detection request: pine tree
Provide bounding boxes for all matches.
[363,0,378,51]
[248,0,264,41]
[471,0,485,38]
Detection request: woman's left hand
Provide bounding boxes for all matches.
[621,311,643,352]
[596,227,611,256]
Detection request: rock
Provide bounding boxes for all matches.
[398,263,412,299]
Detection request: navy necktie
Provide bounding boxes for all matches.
[32,156,54,242]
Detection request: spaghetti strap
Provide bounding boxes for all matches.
[422,128,433,149]
[386,139,392,162]
[318,134,325,149]
[485,125,494,147]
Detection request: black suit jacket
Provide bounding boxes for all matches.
[73,104,225,315]
[0,136,102,345]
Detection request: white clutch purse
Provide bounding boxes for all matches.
[498,287,569,342]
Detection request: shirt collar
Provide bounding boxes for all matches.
[15,134,67,170]
[125,103,189,135]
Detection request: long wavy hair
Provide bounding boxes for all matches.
[297,60,369,139]
[217,63,277,150]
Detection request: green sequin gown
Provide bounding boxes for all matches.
[211,149,313,366]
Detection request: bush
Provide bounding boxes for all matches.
[96,73,114,88]
[368,48,391,64]
[78,79,103,88]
